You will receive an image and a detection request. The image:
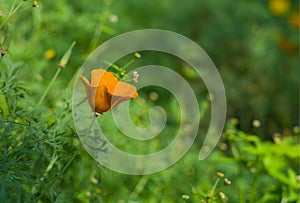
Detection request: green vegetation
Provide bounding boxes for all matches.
[0,0,299,202]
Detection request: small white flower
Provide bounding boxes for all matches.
[109,14,119,23]
[132,71,139,83]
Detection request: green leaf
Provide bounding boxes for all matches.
[0,94,9,118]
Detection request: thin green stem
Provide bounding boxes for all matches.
[33,154,58,193]
[9,0,17,14]
[38,68,62,105]
[208,177,220,199]
[229,140,245,203]
[249,173,258,203]
[102,60,121,71]
[238,177,246,203]
[129,175,150,200]
[11,1,23,14]
[249,157,261,203]
[123,58,135,70]
[36,146,82,200]
[0,1,24,29]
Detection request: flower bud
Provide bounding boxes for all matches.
[224,178,231,185]
[134,52,141,59]
[219,192,226,199]
[217,172,224,178]
[182,195,189,200]
[33,1,39,7]
[58,41,76,69]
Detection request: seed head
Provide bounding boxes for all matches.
[219,143,228,151]
[132,71,139,83]
[109,14,119,23]
[90,177,99,184]
[149,91,159,101]
[252,120,261,128]
[182,195,190,200]
[224,178,231,185]
[219,192,226,199]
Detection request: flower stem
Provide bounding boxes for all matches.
[122,58,135,70]
[102,59,122,71]
[36,146,82,200]
[129,175,150,200]
[208,177,220,199]
[38,68,62,105]
[0,0,24,29]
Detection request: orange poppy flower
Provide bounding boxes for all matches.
[80,69,138,115]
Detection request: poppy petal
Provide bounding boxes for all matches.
[109,95,132,111]
[90,69,105,87]
[107,81,138,98]
[91,69,118,90]
[81,69,138,114]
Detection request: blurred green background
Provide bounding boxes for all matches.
[3,0,299,135]
[0,0,299,202]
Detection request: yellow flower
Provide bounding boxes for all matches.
[134,52,141,59]
[44,49,56,60]
[95,188,102,194]
[217,172,225,178]
[268,0,291,16]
